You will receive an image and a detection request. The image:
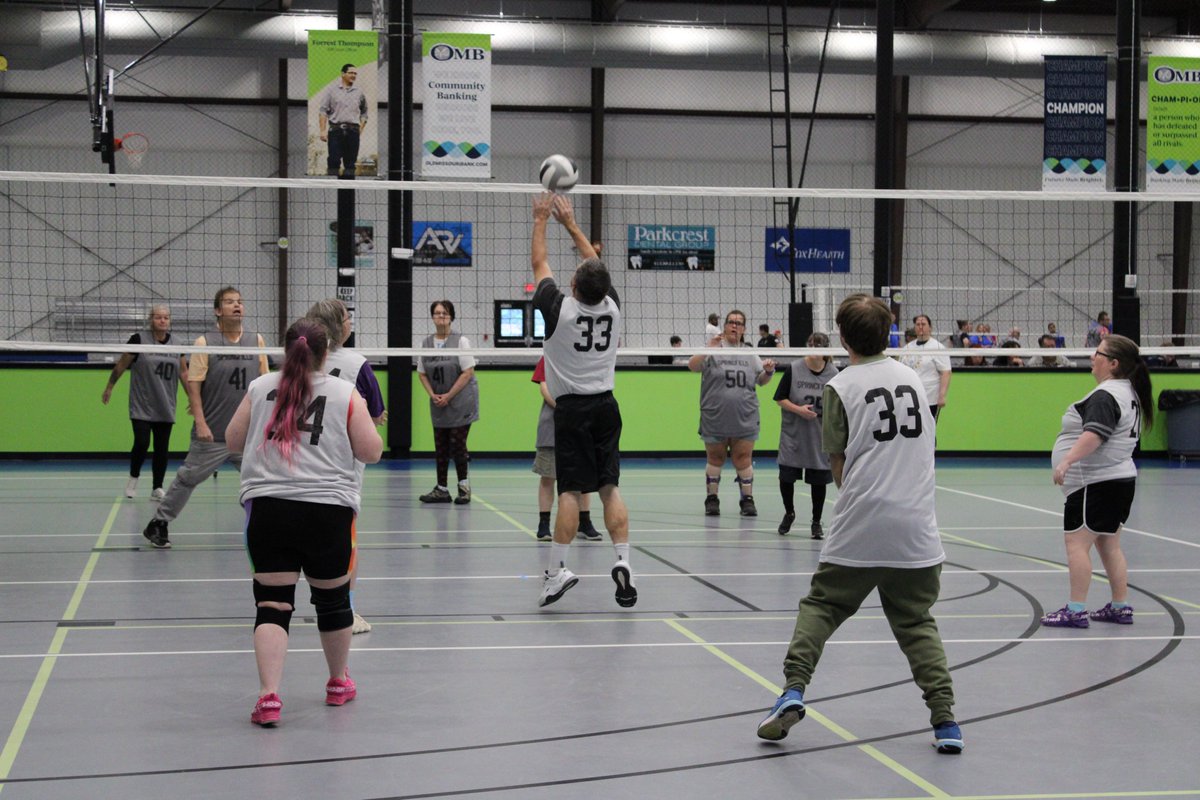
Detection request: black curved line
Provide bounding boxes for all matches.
[0,561,1183,789]
[636,546,762,611]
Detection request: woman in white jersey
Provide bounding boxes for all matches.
[1041,334,1153,629]
[306,298,388,635]
[688,309,776,517]
[101,305,187,499]
[226,319,383,727]
[416,300,480,504]
[774,332,837,539]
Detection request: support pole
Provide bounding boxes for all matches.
[336,0,357,346]
[872,0,896,302]
[387,0,414,455]
[1112,0,1141,342]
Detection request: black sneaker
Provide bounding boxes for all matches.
[420,487,452,503]
[576,522,603,541]
[453,484,471,505]
[739,495,757,517]
[704,495,720,516]
[777,512,795,535]
[143,519,171,549]
[536,522,552,541]
[810,521,824,540]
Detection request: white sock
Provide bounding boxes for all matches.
[614,542,630,563]
[547,542,571,574]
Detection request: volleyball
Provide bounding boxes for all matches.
[539,154,579,193]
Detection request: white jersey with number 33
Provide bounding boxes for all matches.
[536,279,622,399]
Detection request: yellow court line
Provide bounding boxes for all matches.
[0,497,121,788]
[662,619,951,800]
[472,493,538,540]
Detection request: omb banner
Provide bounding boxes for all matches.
[1042,55,1107,191]
[307,31,379,178]
[764,228,850,273]
[422,33,492,179]
[626,225,715,270]
[1147,56,1200,192]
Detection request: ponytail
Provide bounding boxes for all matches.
[1104,334,1154,431]
[265,319,329,463]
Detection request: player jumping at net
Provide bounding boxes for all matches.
[531,192,635,609]
[226,319,383,727]
[142,287,269,549]
[757,294,962,754]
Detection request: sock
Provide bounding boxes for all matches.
[579,510,593,528]
[548,541,571,574]
[614,542,630,562]
[779,480,795,514]
[1067,601,1086,613]
[458,479,470,488]
[1112,601,1129,609]
[736,467,754,497]
[811,483,827,522]
[436,484,447,492]
[705,464,721,493]
[538,511,551,525]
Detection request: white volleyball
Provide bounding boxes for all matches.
[539,154,579,193]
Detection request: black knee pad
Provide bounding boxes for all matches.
[310,583,353,632]
[253,581,295,633]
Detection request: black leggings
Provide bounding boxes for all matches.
[131,419,173,488]
[433,425,471,486]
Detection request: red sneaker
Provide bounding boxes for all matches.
[251,693,282,726]
[325,674,357,706]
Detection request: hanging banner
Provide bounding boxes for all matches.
[307,31,379,178]
[626,225,715,271]
[1042,55,1107,192]
[421,33,492,179]
[412,221,474,267]
[764,228,850,273]
[1147,56,1200,192]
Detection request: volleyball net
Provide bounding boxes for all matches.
[0,170,1197,364]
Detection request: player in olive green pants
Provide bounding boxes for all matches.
[781,562,955,725]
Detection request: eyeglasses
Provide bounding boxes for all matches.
[726,320,746,327]
[432,312,451,318]
[1094,350,1116,360]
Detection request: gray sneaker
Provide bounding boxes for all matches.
[453,483,471,505]
[810,521,824,540]
[420,487,452,503]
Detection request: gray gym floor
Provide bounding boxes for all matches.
[0,457,1197,800]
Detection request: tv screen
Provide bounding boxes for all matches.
[532,308,545,340]
[499,307,525,338]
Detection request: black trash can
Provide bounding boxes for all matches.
[1157,390,1200,458]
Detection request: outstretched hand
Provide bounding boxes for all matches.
[532,192,554,221]
[550,194,576,227]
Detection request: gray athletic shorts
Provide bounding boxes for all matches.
[532,447,556,479]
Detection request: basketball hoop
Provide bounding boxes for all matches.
[115,132,149,171]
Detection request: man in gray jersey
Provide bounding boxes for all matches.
[530,192,635,609]
[757,294,962,755]
[142,287,269,549]
[318,64,368,179]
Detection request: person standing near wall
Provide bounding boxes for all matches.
[531,192,635,609]
[416,300,479,505]
[900,314,952,422]
[1041,334,1152,629]
[102,304,187,500]
[142,287,269,549]
[689,309,776,518]
[756,294,961,755]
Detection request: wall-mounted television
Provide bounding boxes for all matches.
[493,300,544,347]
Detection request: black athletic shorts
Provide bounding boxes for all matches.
[1064,478,1136,534]
[779,465,833,486]
[553,391,622,494]
[244,496,356,579]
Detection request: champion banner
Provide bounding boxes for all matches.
[1042,55,1107,192]
[1147,56,1200,192]
[422,33,492,179]
[307,31,379,178]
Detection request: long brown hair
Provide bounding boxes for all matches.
[1102,334,1154,431]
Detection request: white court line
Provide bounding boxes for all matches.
[937,485,1200,549]
[0,634,1197,660]
[5,567,1199,587]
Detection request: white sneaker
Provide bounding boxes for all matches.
[150,487,166,501]
[538,567,578,607]
[612,560,638,608]
[124,477,138,498]
[351,612,372,634]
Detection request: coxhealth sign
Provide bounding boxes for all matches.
[413,221,473,267]
[764,227,851,273]
[626,224,715,270]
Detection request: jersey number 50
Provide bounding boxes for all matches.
[864,386,923,442]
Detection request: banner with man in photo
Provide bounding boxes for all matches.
[422,33,492,179]
[1147,56,1200,192]
[1042,55,1107,192]
[308,31,379,178]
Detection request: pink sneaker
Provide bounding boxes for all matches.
[251,693,282,726]
[325,674,357,706]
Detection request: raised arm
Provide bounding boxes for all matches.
[531,193,555,285]
[551,194,596,259]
